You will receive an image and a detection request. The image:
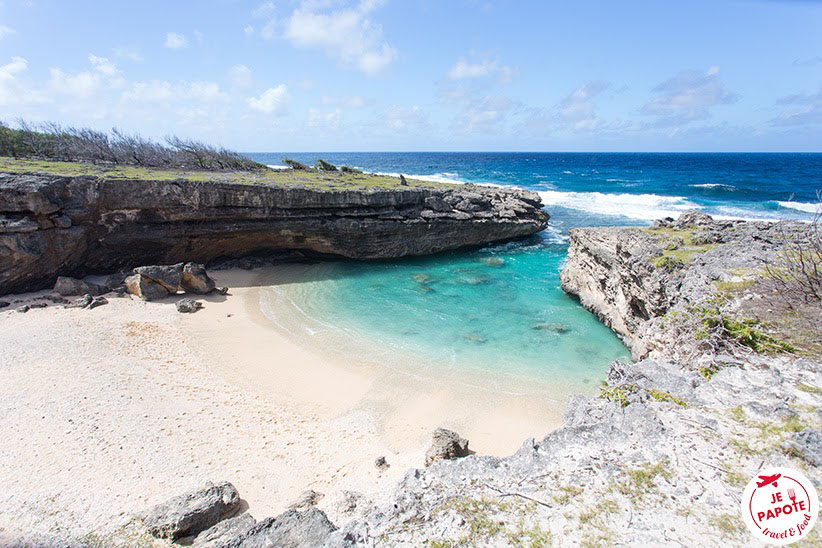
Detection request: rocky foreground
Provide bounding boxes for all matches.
[0,166,547,295]
[53,210,816,547]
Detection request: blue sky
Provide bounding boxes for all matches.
[0,0,820,151]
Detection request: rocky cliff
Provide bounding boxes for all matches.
[0,172,547,295]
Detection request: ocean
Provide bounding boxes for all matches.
[248,152,822,392]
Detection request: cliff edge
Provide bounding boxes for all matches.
[0,162,547,295]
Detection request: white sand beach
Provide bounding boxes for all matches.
[0,267,569,541]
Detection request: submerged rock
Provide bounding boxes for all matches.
[138,481,240,540]
[462,332,487,344]
[532,322,570,334]
[480,256,505,267]
[424,428,470,467]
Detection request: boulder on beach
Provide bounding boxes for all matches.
[125,273,170,301]
[288,489,324,511]
[182,263,217,294]
[138,481,240,540]
[53,276,108,297]
[134,263,184,293]
[424,427,470,467]
[192,513,256,547]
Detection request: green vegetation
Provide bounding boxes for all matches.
[282,158,310,170]
[551,485,583,505]
[709,513,746,538]
[644,227,720,268]
[600,384,686,407]
[0,156,455,191]
[714,279,755,292]
[646,388,687,407]
[798,382,822,395]
[614,460,673,503]
[314,159,338,172]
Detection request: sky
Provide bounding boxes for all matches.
[0,0,821,152]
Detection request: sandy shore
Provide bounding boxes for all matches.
[0,267,571,542]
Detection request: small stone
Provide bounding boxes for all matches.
[88,296,108,309]
[17,305,30,313]
[176,298,203,314]
[75,294,93,309]
[0,301,8,309]
[215,287,229,295]
[374,456,389,470]
[29,302,48,309]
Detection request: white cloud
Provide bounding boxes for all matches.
[771,87,822,127]
[0,25,15,39]
[642,66,737,127]
[447,57,516,83]
[244,25,255,36]
[229,64,253,89]
[114,48,144,63]
[0,56,50,106]
[307,107,342,129]
[558,82,609,130]
[452,96,512,133]
[122,80,228,104]
[322,95,365,108]
[252,1,276,19]
[164,32,188,49]
[248,85,289,114]
[283,0,396,75]
[49,68,100,97]
[88,54,118,76]
[384,105,428,130]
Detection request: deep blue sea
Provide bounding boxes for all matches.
[248,153,821,390]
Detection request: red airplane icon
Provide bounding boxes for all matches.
[757,474,781,488]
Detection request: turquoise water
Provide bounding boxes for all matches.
[287,238,631,384]
[250,152,821,387]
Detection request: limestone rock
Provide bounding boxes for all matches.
[176,298,203,314]
[53,276,107,297]
[138,481,240,540]
[0,175,547,295]
[221,508,336,547]
[181,262,216,294]
[782,429,822,467]
[193,513,256,547]
[424,428,470,466]
[124,273,170,301]
[133,263,183,293]
[87,296,108,309]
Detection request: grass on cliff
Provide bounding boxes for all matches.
[0,156,456,191]
[643,227,719,269]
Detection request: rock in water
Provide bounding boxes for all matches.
[133,263,184,293]
[532,322,570,334]
[176,298,203,314]
[139,481,240,540]
[221,508,336,548]
[124,273,171,301]
[53,276,107,297]
[182,262,216,294]
[424,428,470,466]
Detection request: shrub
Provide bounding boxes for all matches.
[282,158,310,170]
[314,159,338,172]
[0,119,264,171]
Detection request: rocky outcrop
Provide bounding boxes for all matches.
[0,174,547,295]
[137,481,240,540]
[559,211,810,360]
